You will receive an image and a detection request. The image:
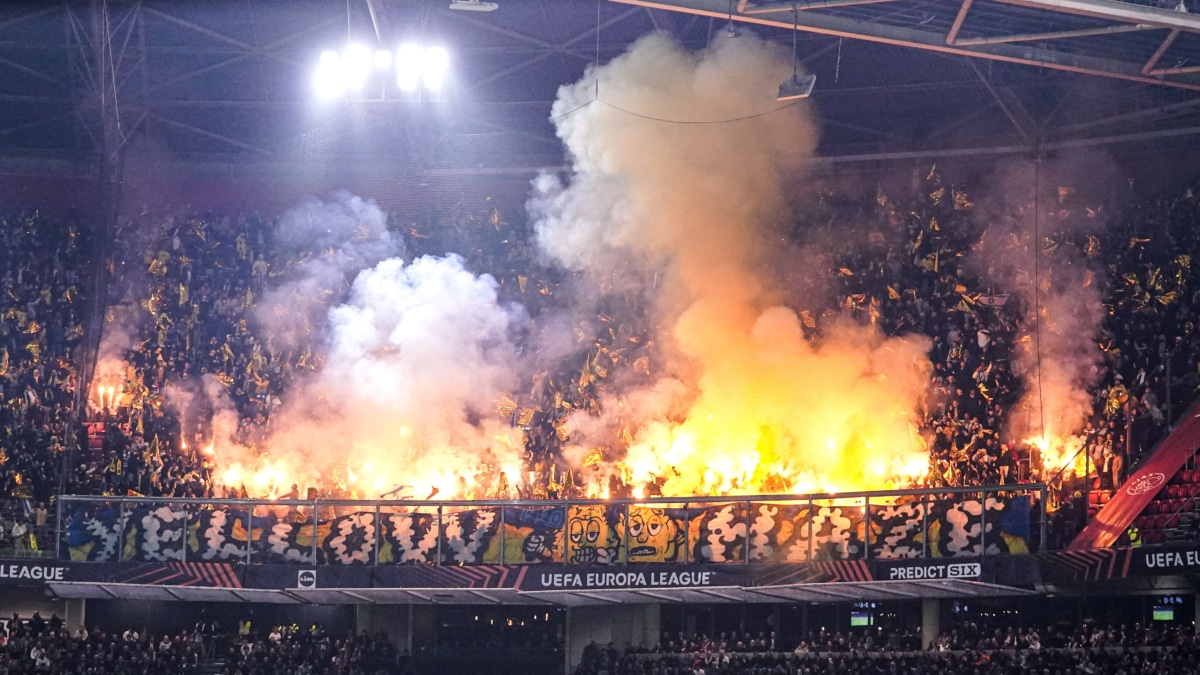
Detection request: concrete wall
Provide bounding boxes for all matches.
[0,587,76,629]
[0,587,68,619]
[567,604,660,670]
[355,604,412,651]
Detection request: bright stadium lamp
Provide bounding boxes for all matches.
[776,2,816,101]
[396,44,423,91]
[314,50,345,100]
[374,49,393,70]
[423,46,449,91]
[342,44,372,89]
[448,0,498,11]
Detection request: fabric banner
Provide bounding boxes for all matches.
[59,495,1036,566]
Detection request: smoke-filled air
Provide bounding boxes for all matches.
[90,32,1126,503]
[533,33,932,496]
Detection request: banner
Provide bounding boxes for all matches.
[58,494,1036,566]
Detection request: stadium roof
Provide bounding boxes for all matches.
[46,579,1037,605]
[0,0,1199,178]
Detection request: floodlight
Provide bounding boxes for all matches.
[423,47,449,91]
[314,50,344,100]
[777,74,816,101]
[342,44,372,89]
[374,50,393,70]
[776,3,815,101]
[448,0,498,11]
[396,44,423,91]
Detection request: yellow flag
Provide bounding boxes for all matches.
[887,286,900,300]
[516,408,537,427]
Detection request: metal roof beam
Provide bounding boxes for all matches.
[608,0,1200,91]
[991,0,1200,33]
[364,0,391,42]
[0,111,75,138]
[1142,28,1180,75]
[148,112,274,155]
[1059,94,1200,134]
[743,0,902,14]
[946,0,973,45]
[955,23,1155,47]
[0,54,59,85]
[966,59,1032,143]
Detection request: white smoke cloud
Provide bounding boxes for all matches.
[531,33,933,496]
[221,252,527,499]
[968,156,1110,469]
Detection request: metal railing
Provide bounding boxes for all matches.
[55,483,1046,565]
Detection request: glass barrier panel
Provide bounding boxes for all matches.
[318,505,378,566]
[867,496,927,560]
[187,501,250,562]
[440,505,500,565]
[810,497,866,561]
[564,503,625,565]
[689,502,746,563]
[500,505,565,564]
[625,503,688,564]
[249,502,326,565]
[60,499,124,562]
[122,500,187,562]
[925,494,982,557]
[378,504,438,565]
[746,501,812,563]
[983,491,1035,555]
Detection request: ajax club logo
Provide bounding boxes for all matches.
[1126,472,1166,496]
[297,570,317,589]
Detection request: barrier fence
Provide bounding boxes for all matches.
[56,484,1046,565]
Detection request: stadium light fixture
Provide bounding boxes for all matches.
[448,0,498,11]
[396,45,449,92]
[315,44,448,99]
[776,2,816,101]
[423,47,449,91]
[342,44,373,89]
[777,74,817,101]
[314,50,345,100]
[396,44,424,91]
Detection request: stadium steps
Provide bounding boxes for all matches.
[1072,447,1200,549]
[1071,399,1200,549]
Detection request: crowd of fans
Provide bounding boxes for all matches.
[0,612,203,675]
[222,623,403,675]
[811,177,1194,506]
[0,206,89,554]
[4,171,1200,550]
[575,623,1200,675]
[0,613,406,675]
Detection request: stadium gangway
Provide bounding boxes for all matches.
[55,483,1046,566]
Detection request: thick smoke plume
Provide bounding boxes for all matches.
[210,196,526,499]
[533,34,932,495]
[970,158,1108,472]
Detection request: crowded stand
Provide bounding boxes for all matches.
[220,624,402,675]
[573,623,1200,675]
[0,614,405,674]
[0,206,89,555]
[3,173,1200,549]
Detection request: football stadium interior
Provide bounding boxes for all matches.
[4,0,1200,673]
